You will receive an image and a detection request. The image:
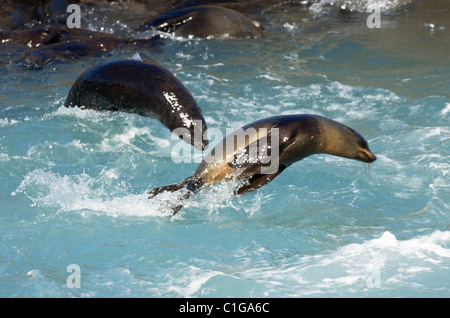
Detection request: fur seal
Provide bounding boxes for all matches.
[65,54,208,150]
[19,28,160,68]
[136,5,263,39]
[0,29,52,48]
[149,114,376,215]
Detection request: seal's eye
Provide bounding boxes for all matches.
[359,138,369,149]
[346,127,369,149]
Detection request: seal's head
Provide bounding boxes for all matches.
[317,116,376,163]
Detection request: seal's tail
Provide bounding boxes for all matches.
[148,177,194,216]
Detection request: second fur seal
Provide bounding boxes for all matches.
[149,114,377,215]
[136,5,264,39]
[65,54,208,150]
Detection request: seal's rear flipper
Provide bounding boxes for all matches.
[148,177,193,198]
[148,183,184,198]
[168,202,184,216]
[148,178,194,216]
[153,188,192,216]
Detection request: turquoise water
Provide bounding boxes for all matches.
[1,0,449,297]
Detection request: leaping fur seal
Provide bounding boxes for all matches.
[149,114,376,215]
[64,54,208,150]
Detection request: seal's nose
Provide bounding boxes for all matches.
[358,148,377,163]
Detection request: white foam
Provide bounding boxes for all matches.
[51,105,111,122]
[441,103,450,116]
[100,126,170,153]
[238,231,450,296]
[133,29,198,42]
[182,179,264,216]
[51,106,171,155]
[258,74,283,82]
[13,169,176,218]
[0,118,19,127]
[309,0,408,15]
[167,266,227,297]
[12,168,257,219]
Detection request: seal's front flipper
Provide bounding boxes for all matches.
[235,165,287,195]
